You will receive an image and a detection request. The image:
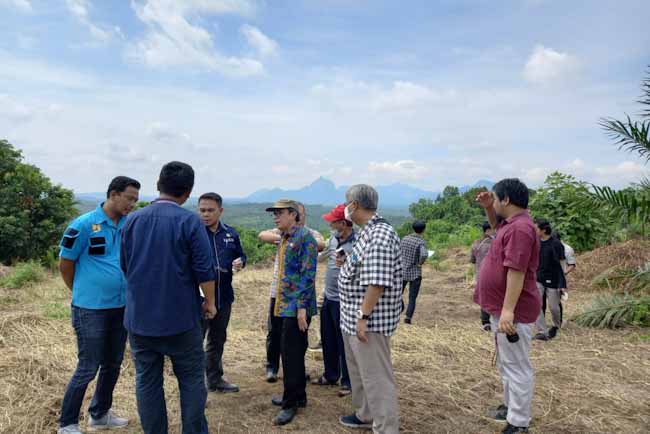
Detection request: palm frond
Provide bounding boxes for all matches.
[599,115,650,163]
[573,294,650,329]
[640,67,650,118]
[583,185,650,224]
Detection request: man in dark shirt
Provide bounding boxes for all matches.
[475,178,540,434]
[533,218,565,341]
[120,161,216,434]
[198,192,247,393]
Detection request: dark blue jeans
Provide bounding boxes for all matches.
[60,306,127,427]
[403,277,423,319]
[129,325,208,434]
[320,297,350,387]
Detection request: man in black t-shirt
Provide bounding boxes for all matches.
[533,218,565,340]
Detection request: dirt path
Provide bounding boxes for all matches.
[1,249,649,433]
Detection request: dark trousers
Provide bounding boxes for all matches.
[203,302,232,388]
[320,297,350,387]
[60,306,127,427]
[281,316,311,409]
[129,325,208,434]
[402,277,423,319]
[480,309,491,326]
[266,297,282,373]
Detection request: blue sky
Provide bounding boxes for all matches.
[0,0,648,196]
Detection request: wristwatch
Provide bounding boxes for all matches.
[356,309,371,320]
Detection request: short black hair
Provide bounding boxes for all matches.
[481,222,492,233]
[535,217,552,235]
[158,161,194,197]
[106,176,140,199]
[412,220,426,234]
[493,178,529,209]
[199,192,223,207]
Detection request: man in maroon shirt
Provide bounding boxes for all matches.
[474,178,540,434]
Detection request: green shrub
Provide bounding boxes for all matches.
[573,294,650,329]
[1,261,45,289]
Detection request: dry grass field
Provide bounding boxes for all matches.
[1,242,649,433]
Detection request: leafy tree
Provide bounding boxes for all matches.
[0,140,77,264]
[530,172,611,251]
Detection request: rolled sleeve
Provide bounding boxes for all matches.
[503,228,535,272]
[360,240,395,287]
[59,218,87,261]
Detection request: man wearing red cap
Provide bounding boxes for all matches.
[311,204,356,397]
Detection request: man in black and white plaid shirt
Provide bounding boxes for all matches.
[400,220,428,324]
[337,184,402,434]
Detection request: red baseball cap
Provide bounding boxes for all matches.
[323,204,348,222]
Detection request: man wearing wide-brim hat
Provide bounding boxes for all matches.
[264,199,318,426]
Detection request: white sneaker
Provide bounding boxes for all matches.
[87,409,128,431]
[58,424,83,434]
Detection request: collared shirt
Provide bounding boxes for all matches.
[471,236,493,275]
[269,226,324,298]
[273,225,318,317]
[474,211,541,324]
[400,234,427,282]
[322,230,356,302]
[59,204,126,309]
[338,214,403,337]
[120,199,215,337]
[205,222,247,309]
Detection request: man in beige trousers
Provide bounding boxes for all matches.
[337,184,403,434]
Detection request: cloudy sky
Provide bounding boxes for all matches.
[1,0,648,196]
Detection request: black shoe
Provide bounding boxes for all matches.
[266,370,278,383]
[271,395,306,408]
[482,323,492,332]
[488,404,508,422]
[339,414,372,429]
[210,379,239,393]
[533,332,549,341]
[273,408,297,426]
[404,318,412,324]
[311,375,338,386]
[548,326,558,339]
[502,423,529,433]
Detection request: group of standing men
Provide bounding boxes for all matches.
[56,161,406,434]
[55,159,554,434]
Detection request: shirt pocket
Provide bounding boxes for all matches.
[88,234,107,256]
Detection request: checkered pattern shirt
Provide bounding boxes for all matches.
[400,234,427,282]
[338,214,403,336]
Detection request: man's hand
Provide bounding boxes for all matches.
[498,309,516,335]
[233,257,243,272]
[476,191,494,209]
[202,301,217,320]
[297,308,308,332]
[335,252,346,267]
[356,319,368,343]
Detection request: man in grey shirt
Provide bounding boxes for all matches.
[311,204,355,396]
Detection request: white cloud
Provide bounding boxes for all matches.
[0,94,34,123]
[0,0,31,12]
[147,121,192,145]
[241,24,278,58]
[0,50,99,88]
[523,45,578,84]
[126,0,264,76]
[368,160,431,181]
[65,0,122,43]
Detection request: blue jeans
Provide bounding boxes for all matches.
[320,297,350,387]
[60,306,127,427]
[403,277,422,319]
[129,325,208,434]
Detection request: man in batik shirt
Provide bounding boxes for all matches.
[264,199,318,426]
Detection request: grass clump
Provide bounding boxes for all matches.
[0,261,45,289]
[573,294,650,329]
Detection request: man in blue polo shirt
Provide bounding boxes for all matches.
[57,176,140,434]
[197,192,247,393]
[120,161,216,434]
